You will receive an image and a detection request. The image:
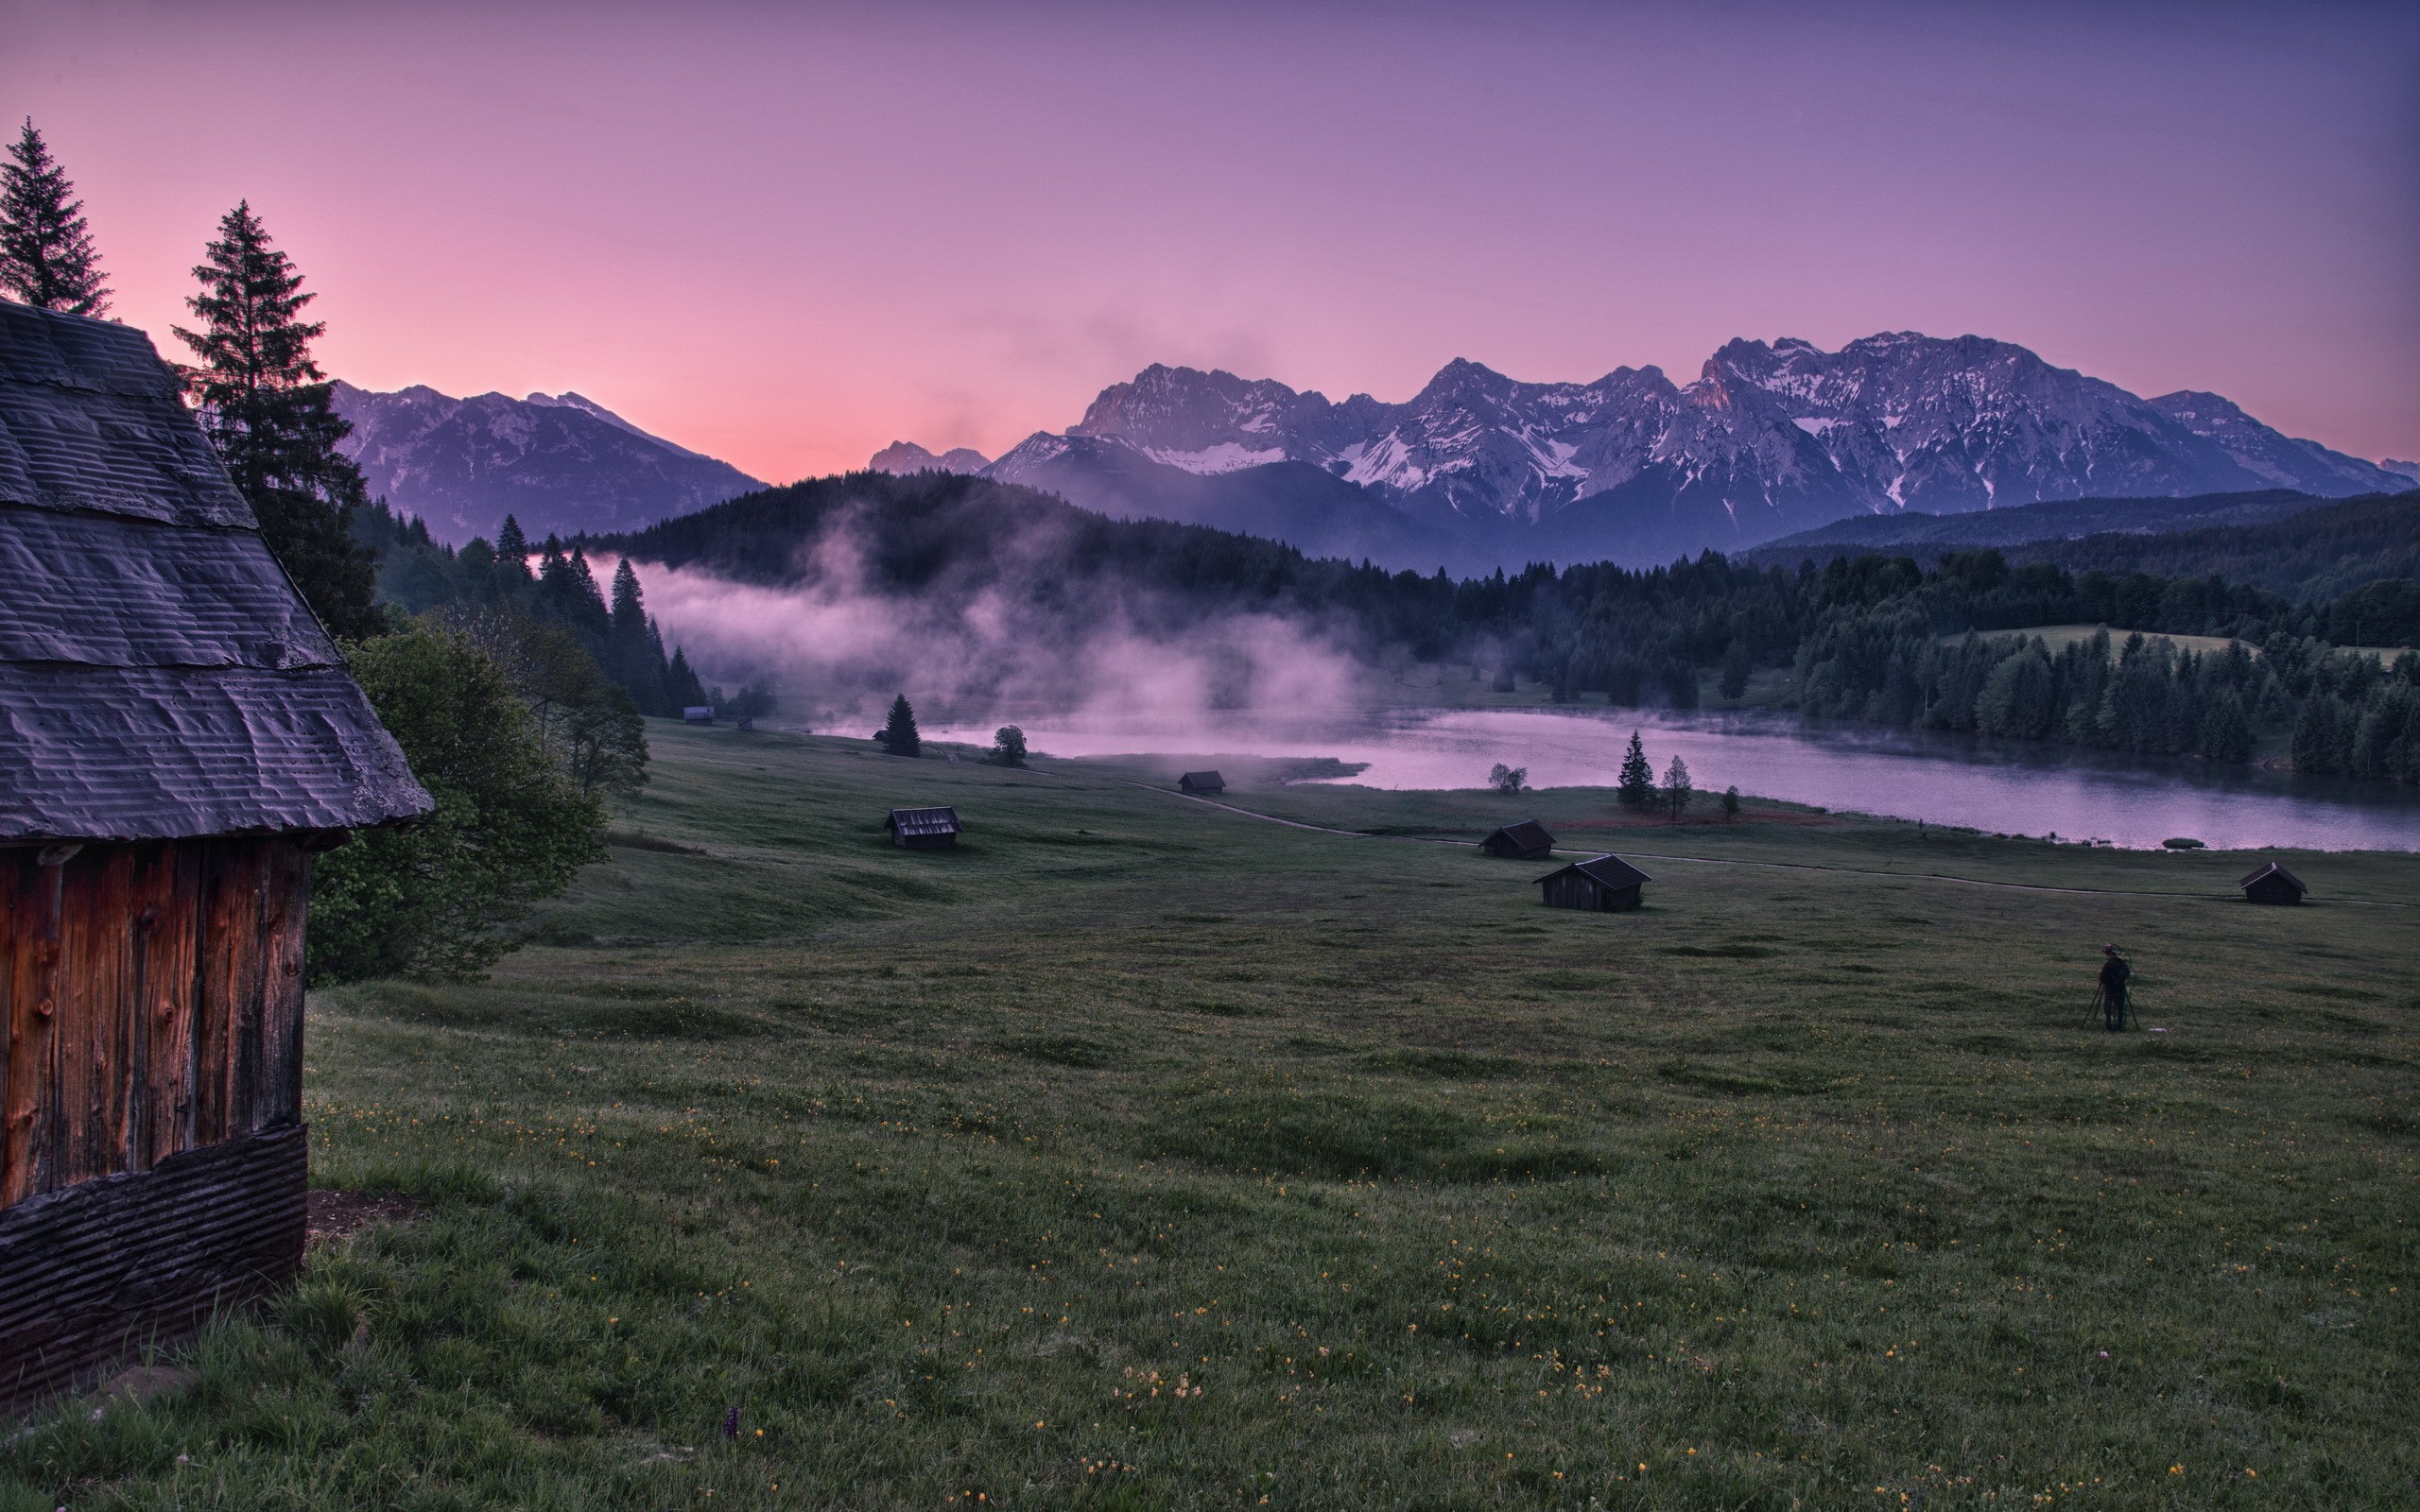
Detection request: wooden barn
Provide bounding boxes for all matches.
[1480,820,1555,859]
[1535,854,1652,912]
[885,806,961,849]
[1178,771,1225,796]
[2238,861,2308,905]
[0,303,430,1413]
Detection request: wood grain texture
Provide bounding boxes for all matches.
[131,842,203,1171]
[3,854,63,1207]
[258,842,310,1129]
[61,848,137,1187]
[191,841,264,1148]
[0,1121,305,1414]
[3,836,309,1211]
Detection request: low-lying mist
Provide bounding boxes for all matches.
[599,523,1371,735]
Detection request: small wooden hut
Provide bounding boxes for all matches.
[1480,820,1555,859]
[1535,854,1651,912]
[0,303,430,1413]
[683,705,716,724]
[2237,861,2308,905]
[885,807,961,849]
[1178,771,1225,796]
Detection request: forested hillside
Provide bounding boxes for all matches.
[585,471,2420,780]
[357,502,712,715]
[2001,492,2420,602]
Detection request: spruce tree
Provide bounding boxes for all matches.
[879,695,922,758]
[495,516,534,584]
[666,647,708,711]
[175,201,382,639]
[607,558,668,713]
[1616,730,1654,811]
[0,120,110,315]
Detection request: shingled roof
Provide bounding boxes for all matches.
[885,806,961,838]
[0,303,431,843]
[1535,854,1653,889]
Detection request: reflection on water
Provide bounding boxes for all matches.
[919,707,2420,852]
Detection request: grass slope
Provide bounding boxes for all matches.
[7,724,2414,1510]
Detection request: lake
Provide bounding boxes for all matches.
[923,707,2420,852]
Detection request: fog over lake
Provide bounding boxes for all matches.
[921,707,2420,853]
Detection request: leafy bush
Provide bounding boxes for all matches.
[309,627,605,984]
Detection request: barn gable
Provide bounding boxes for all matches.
[1534,853,1652,912]
[2236,861,2308,904]
[0,304,432,1412]
[1481,820,1555,858]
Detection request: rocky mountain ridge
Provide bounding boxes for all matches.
[333,382,766,545]
[944,334,2405,568]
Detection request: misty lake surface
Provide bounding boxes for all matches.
[923,707,2420,852]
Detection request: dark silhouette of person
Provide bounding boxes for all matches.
[2098,945,2132,1031]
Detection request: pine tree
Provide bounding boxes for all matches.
[1616,730,1654,811]
[607,558,669,713]
[879,695,922,758]
[0,120,110,315]
[175,201,381,639]
[495,516,534,583]
[666,647,707,711]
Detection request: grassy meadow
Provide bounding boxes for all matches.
[5,722,2415,1510]
[1952,625,2250,661]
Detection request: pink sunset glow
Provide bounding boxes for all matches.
[8,1,2415,481]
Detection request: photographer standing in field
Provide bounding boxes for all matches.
[2098,945,2133,1031]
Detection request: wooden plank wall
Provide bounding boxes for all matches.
[0,1122,308,1415]
[0,837,309,1212]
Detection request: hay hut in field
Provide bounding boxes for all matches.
[683,705,715,724]
[1534,854,1651,912]
[2237,861,2308,905]
[1480,820,1555,860]
[1177,771,1225,795]
[0,303,431,1413]
[885,806,961,849]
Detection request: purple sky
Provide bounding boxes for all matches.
[8,0,2416,479]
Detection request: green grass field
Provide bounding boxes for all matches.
[1954,625,2248,661]
[7,723,2414,1510]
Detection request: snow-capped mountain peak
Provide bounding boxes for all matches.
[974,334,2406,567]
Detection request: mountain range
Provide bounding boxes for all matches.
[332,333,2408,569]
[332,382,766,544]
[883,333,2405,570]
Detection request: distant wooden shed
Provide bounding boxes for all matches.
[1480,820,1556,860]
[1535,854,1652,912]
[683,705,716,724]
[2238,861,2308,905]
[1178,771,1225,795]
[0,304,431,1413]
[886,806,961,849]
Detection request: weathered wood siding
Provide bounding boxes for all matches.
[0,1122,305,1413]
[1,837,309,1212]
[1540,873,1642,912]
